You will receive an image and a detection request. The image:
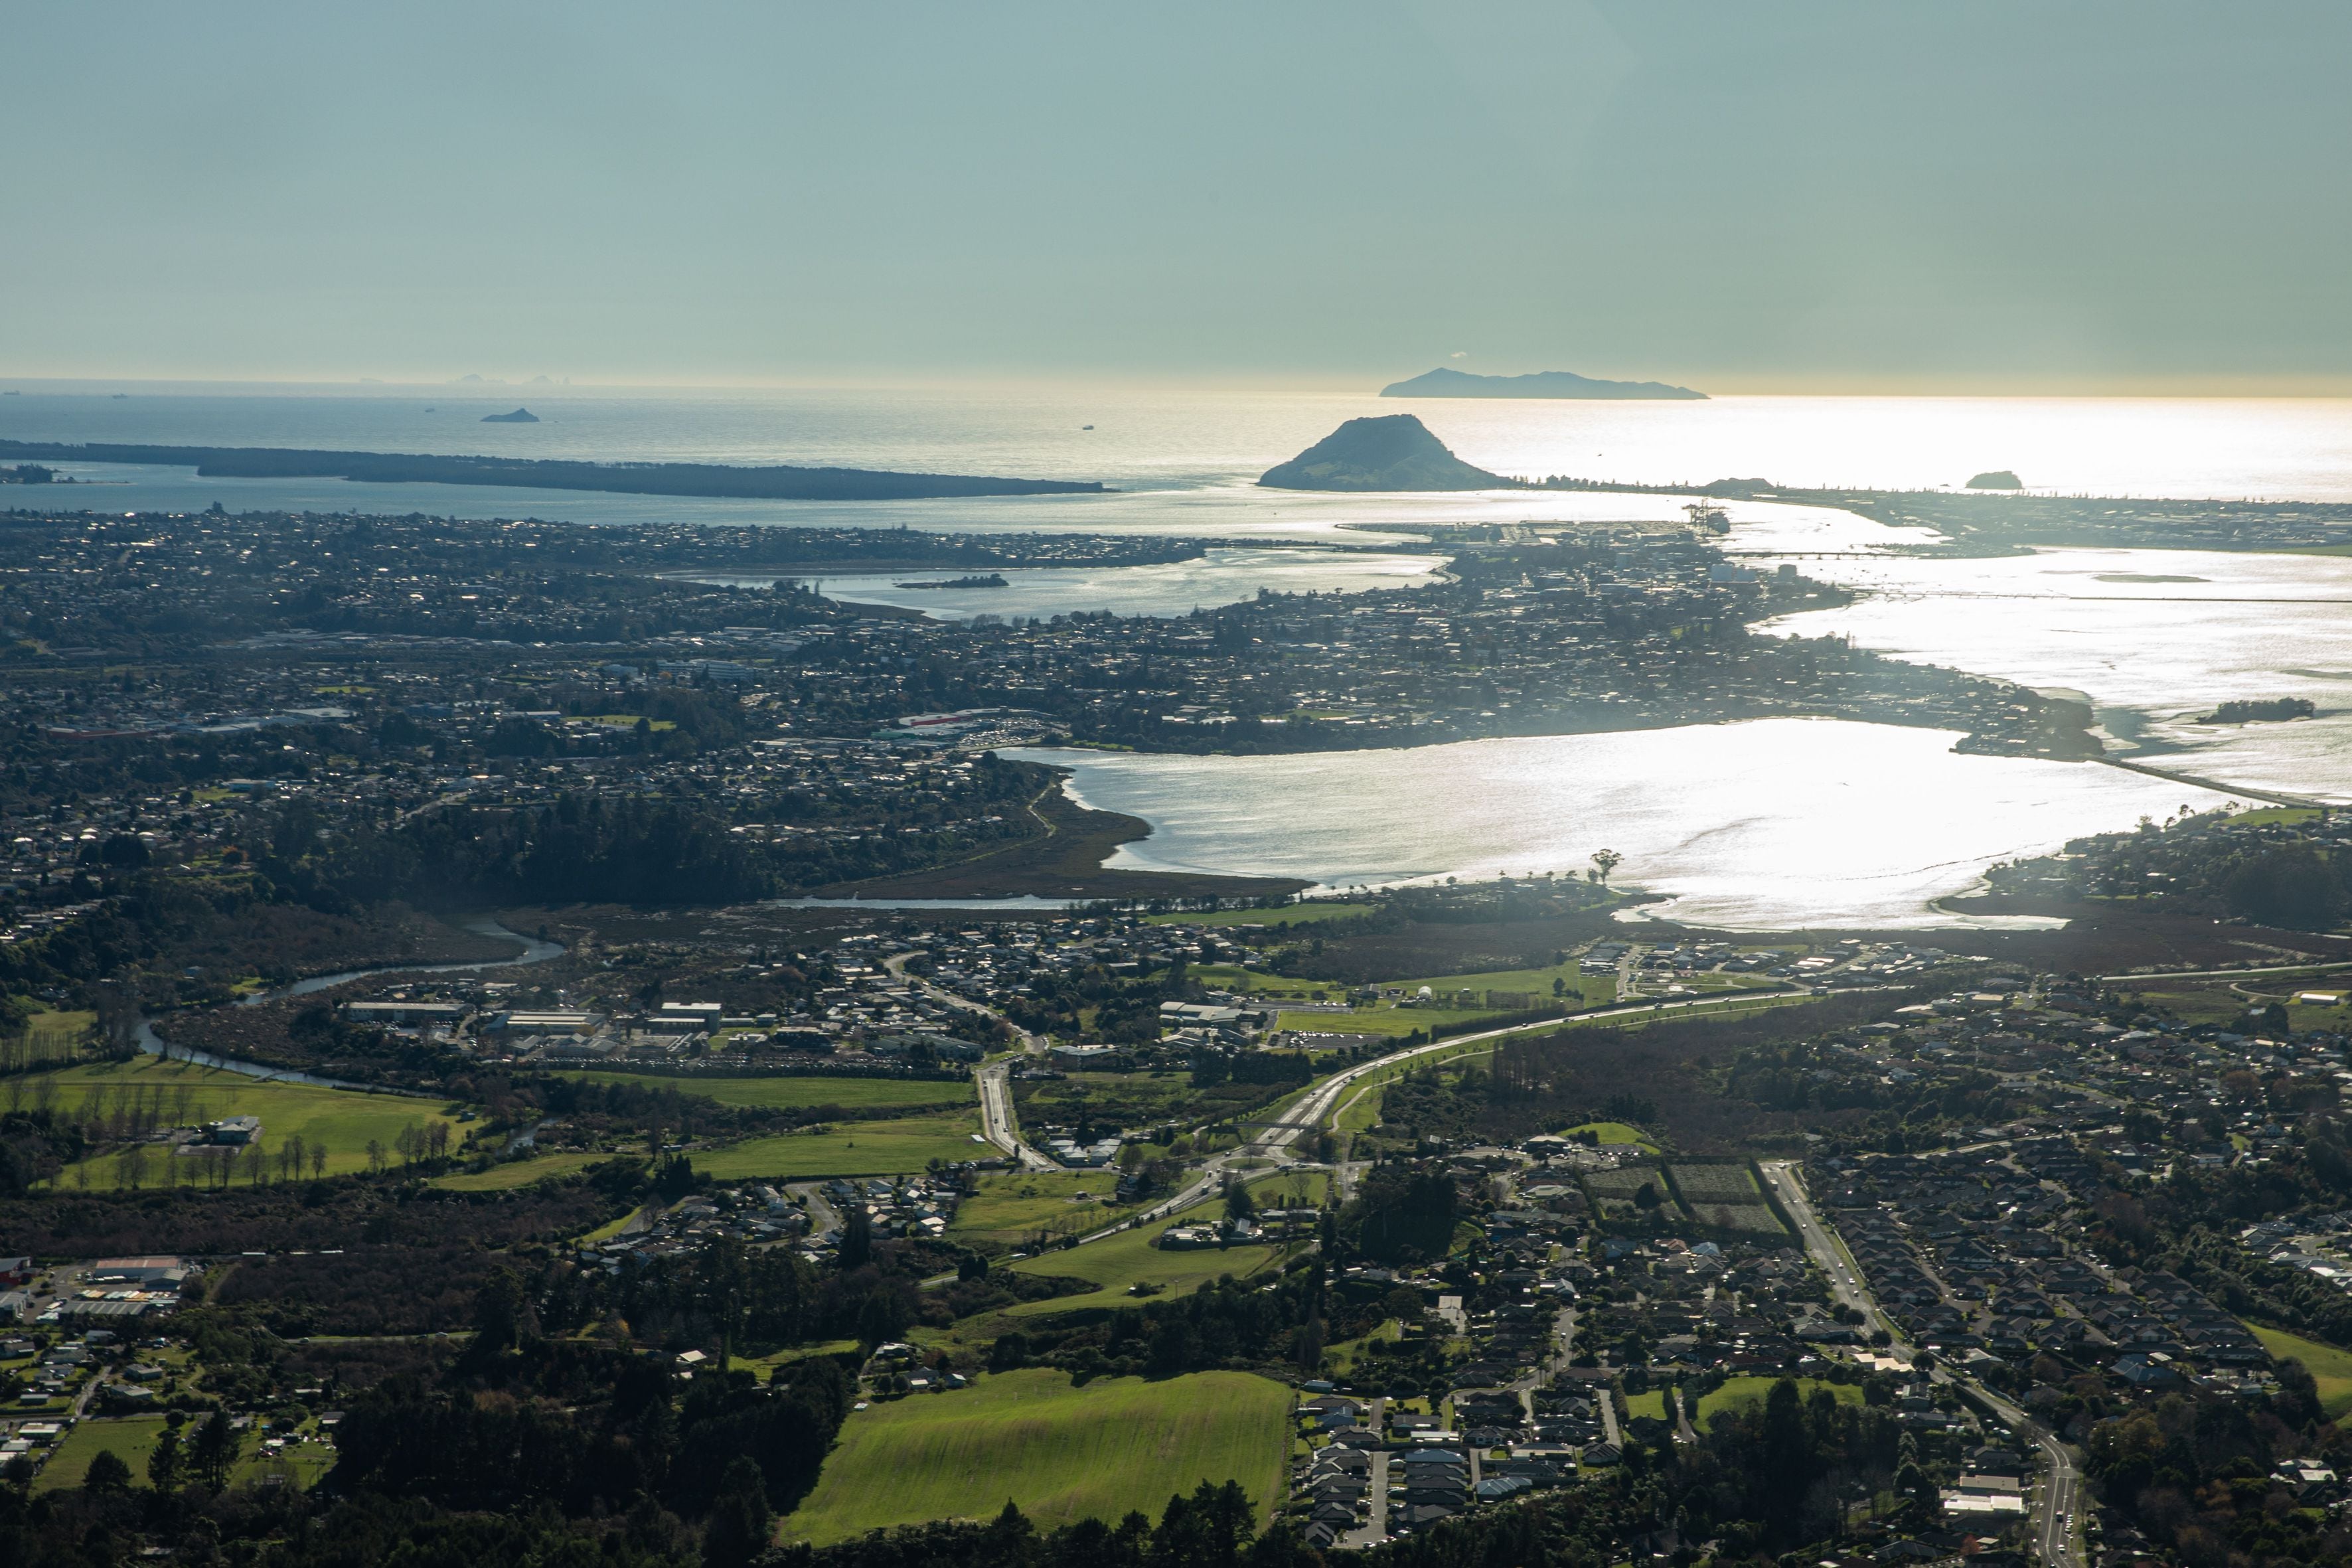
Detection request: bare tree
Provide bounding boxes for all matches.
[310,1140,328,1180]
[366,1138,386,1174]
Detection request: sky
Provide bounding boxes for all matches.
[7,1,2351,392]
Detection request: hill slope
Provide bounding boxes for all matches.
[1257,414,1512,491]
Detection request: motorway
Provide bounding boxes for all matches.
[1760,1160,2082,1567]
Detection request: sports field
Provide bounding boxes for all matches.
[33,1058,462,1186]
[694,1111,984,1179]
[785,1368,1291,1543]
[558,1071,971,1112]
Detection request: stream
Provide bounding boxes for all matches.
[134,917,566,1093]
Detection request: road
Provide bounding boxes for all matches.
[2094,957,2352,983]
[1761,1160,2081,1567]
[1061,988,1828,1249]
[887,951,1044,1054]
[1757,1160,1895,1339]
[975,1060,1057,1172]
[787,1182,840,1237]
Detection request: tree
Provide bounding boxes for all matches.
[1589,848,1624,885]
[366,1138,386,1174]
[148,1425,184,1491]
[84,1447,132,1492]
[1223,1176,1257,1222]
[310,1139,329,1178]
[701,1454,773,1568]
[193,1407,237,1490]
[840,1202,872,1270]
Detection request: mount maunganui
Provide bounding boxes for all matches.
[1380,366,1707,400]
[1257,414,1512,491]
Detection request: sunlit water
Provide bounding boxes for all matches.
[10,384,2347,919]
[678,546,1445,621]
[1008,721,2233,931]
[1720,500,2352,803]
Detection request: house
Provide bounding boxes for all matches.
[201,1116,262,1146]
[0,1257,33,1287]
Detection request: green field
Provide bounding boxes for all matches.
[785,1368,1292,1543]
[1240,1169,1328,1209]
[34,1059,463,1186]
[431,1149,608,1191]
[558,1071,972,1112]
[32,1415,169,1492]
[1273,1006,1496,1038]
[1392,961,1616,1010]
[1694,1377,1861,1430]
[1005,1212,1302,1314]
[951,1170,1140,1241]
[695,1111,984,1179]
[2251,1325,2352,1419]
[1561,1121,1658,1150]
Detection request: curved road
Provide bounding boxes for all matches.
[1071,986,1815,1246]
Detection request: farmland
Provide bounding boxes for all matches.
[693,1111,985,1179]
[557,1070,972,1113]
[29,1058,463,1186]
[1667,1162,1788,1237]
[783,1368,1292,1543]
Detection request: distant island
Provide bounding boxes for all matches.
[2201,698,2315,724]
[1379,366,1707,400]
[1259,414,1513,492]
[482,407,540,423]
[1967,469,2023,490]
[0,439,1107,503]
[894,573,1009,589]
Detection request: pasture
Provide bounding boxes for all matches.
[558,1070,971,1113]
[694,1111,984,1179]
[784,1368,1291,1543]
[26,1058,462,1187]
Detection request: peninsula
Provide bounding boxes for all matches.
[1257,413,1512,491]
[1379,366,1707,400]
[0,439,1105,501]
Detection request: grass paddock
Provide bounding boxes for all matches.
[785,1368,1291,1543]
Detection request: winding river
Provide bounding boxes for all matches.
[134,917,565,1092]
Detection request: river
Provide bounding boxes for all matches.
[135,919,565,1091]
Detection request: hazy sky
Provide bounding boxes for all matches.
[9,1,2351,391]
